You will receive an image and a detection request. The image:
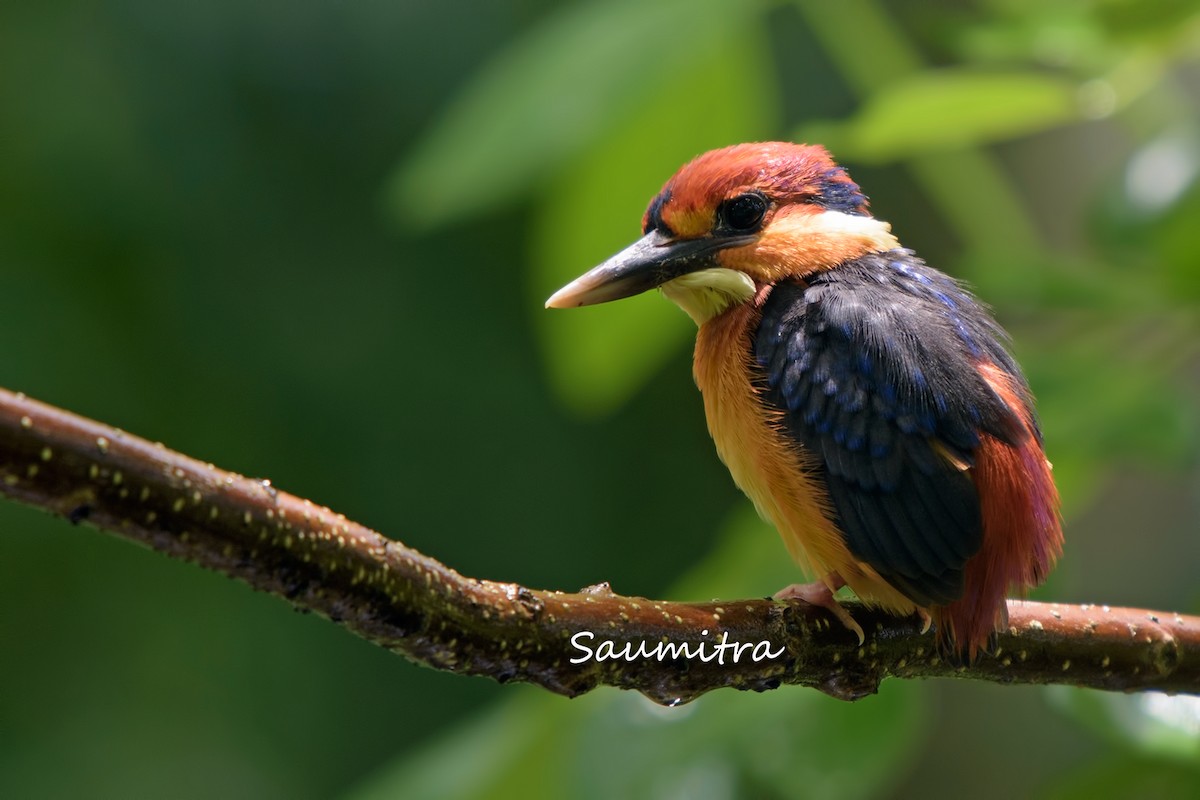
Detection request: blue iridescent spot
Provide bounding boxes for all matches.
[892,261,933,286]
[934,291,957,309]
[953,319,982,357]
[911,366,927,390]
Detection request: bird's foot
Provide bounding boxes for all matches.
[775,580,865,645]
[916,607,933,634]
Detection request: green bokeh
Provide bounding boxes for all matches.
[2,1,1198,798]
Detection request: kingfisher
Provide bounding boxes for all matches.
[546,142,1062,658]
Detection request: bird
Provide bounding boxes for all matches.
[545,142,1063,659]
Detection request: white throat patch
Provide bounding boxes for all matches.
[660,268,756,325]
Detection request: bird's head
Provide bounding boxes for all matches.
[546,142,899,324]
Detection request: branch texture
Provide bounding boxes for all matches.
[1,387,1197,702]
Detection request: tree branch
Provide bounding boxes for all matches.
[1,387,1196,702]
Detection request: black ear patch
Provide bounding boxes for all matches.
[643,189,673,236]
[814,167,869,216]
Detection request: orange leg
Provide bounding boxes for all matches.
[774,574,865,645]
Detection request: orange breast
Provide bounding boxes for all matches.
[693,303,917,613]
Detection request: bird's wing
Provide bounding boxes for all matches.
[754,250,1033,607]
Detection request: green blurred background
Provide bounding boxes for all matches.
[2,1,1198,797]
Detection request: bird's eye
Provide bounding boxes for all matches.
[717,192,768,233]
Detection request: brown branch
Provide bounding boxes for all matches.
[0,387,1196,702]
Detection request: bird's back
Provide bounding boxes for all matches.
[745,249,1061,656]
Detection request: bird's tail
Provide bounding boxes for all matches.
[934,365,1063,661]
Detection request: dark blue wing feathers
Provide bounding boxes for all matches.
[755,249,1029,607]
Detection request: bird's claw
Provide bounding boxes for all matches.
[775,581,865,645]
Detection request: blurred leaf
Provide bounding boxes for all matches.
[349,682,926,800]
[569,682,924,800]
[954,3,1110,70]
[532,16,777,417]
[1045,753,1200,800]
[959,248,1126,312]
[1089,132,1200,304]
[790,0,922,94]
[1023,317,1200,471]
[1149,169,1200,304]
[955,0,1200,69]
[385,0,762,230]
[1048,687,1200,763]
[347,513,928,800]
[803,70,1079,162]
[1095,0,1200,45]
[668,507,803,601]
[345,691,574,800]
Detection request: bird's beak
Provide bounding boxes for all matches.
[545,230,753,309]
